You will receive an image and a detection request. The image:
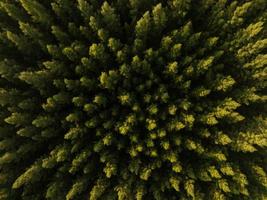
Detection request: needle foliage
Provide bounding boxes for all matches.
[0,0,266,199]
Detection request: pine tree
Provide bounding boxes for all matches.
[0,0,266,199]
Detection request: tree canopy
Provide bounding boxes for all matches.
[0,0,266,199]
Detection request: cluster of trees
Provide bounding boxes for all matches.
[0,0,266,199]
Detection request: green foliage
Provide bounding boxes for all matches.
[0,0,266,199]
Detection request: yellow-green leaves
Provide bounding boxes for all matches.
[206,37,219,49]
[101,2,120,31]
[168,119,185,131]
[99,70,119,90]
[89,43,106,60]
[207,150,227,161]
[118,93,131,105]
[20,0,52,25]
[243,21,264,38]
[171,0,191,18]
[12,161,42,189]
[197,56,215,72]
[168,104,177,115]
[42,145,71,169]
[237,39,267,60]
[169,177,180,191]
[146,119,157,130]
[152,3,167,32]
[233,172,249,195]
[184,179,195,198]
[201,113,218,126]
[166,61,178,74]
[172,162,182,173]
[218,179,231,193]
[19,22,42,39]
[215,132,232,145]
[108,38,122,52]
[147,104,158,115]
[251,165,267,188]
[5,112,30,126]
[220,164,234,176]
[230,2,252,26]
[103,162,117,178]
[234,129,267,153]
[161,36,173,51]
[19,70,51,89]
[214,98,242,119]
[213,75,236,92]
[66,178,88,200]
[201,98,245,126]
[135,11,150,38]
[193,86,211,97]
[0,152,16,165]
[0,0,267,199]
[140,167,152,180]
[89,178,109,200]
[115,185,130,200]
[208,166,221,179]
[136,185,146,200]
[32,115,54,128]
[77,0,92,20]
[170,43,182,59]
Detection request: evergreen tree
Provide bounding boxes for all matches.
[0,0,266,199]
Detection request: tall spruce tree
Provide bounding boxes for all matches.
[0,0,266,199]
